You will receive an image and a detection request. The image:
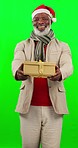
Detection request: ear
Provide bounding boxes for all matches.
[51,20,52,24]
[32,20,35,26]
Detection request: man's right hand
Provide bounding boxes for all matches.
[15,64,29,81]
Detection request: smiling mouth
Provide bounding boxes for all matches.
[38,26,45,28]
[37,25,47,31]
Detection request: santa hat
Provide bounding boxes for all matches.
[32,4,56,22]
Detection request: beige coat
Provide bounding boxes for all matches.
[12,38,73,114]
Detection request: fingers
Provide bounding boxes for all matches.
[48,71,62,81]
[55,65,60,73]
[16,69,29,80]
[17,69,24,75]
[49,74,61,81]
[19,64,24,71]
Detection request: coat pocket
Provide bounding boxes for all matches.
[20,84,25,90]
[58,86,65,92]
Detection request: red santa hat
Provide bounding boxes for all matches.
[32,4,56,22]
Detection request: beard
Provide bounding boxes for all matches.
[33,24,51,36]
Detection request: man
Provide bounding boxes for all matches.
[12,4,73,148]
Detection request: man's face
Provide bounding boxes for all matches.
[32,13,51,32]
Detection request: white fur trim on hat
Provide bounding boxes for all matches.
[32,9,52,19]
[52,18,56,22]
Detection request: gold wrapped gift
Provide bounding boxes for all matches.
[23,60,56,78]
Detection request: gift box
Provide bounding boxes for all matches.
[23,60,55,77]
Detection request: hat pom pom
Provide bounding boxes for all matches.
[52,18,56,22]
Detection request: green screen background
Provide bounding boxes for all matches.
[0,0,78,147]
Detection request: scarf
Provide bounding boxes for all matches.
[30,29,55,61]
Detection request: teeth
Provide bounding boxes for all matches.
[38,26,45,28]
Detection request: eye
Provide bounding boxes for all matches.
[33,17,49,22]
[42,17,49,21]
[33,18,39,22]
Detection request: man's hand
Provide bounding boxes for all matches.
[48,66,62,81]
[15,64,29,81]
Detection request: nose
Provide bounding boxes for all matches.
[38,18,45,23]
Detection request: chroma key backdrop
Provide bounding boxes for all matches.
[0,0,78,148]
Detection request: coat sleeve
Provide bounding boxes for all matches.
[12,41,26,78]
[59,42,73,80]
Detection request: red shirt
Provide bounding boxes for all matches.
[31,43,52,106]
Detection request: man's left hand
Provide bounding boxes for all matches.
[48,66,62,81]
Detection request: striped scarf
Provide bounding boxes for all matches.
[30,29,55,61]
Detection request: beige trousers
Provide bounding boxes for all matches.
[19,106,63,148]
